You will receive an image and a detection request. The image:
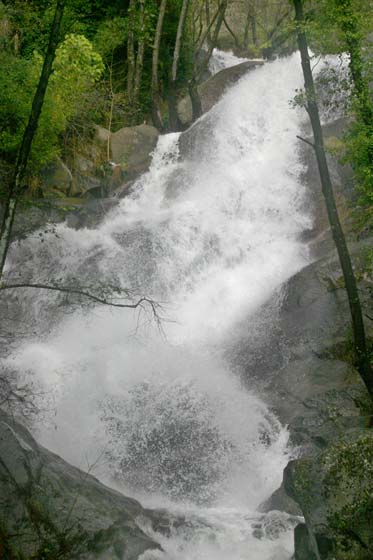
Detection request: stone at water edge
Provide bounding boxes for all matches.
[110,124,159,180]
[284,432,373,560]
[177,60,264,126]
[0,410,161,559]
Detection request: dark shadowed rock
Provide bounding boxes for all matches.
[0,411,160,559]
[177,60,264,126]
[284,432,373,560]
[110,124,159,179]
[41,157,74,195]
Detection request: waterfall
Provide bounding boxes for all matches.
[208,48,250,75]
[5,53,313,559]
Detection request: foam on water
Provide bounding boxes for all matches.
[5,53,315,559]
[208,48,251,75]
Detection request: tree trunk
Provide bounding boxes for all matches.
[251,12,258,48]
[188,0,227,123]
[188,77,202,121]
[172,0,189,83]
[151,0,167,130]
[204,0,227,66]
[205,0,212,47]
[126,0,136,104]
[293,0,373,400]
[168,0,189,131]
[0,0,65,280]
[133,0,145,114]
[223,16,241,50]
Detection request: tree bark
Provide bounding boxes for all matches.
[203,0,227,67]
[172,0,189,83]
[0,0,65,280]
[293,0,373,400]
[151,0,167,130]
[223,15,241,50]
[188,0,227,123]
[188,77,202,121]
[126,0,136,104]
[133,0,145,113]
[168,0,190,131]
[205,0,212,47]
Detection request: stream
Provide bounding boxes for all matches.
[5,53,315,559]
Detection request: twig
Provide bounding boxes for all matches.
[296,135,315,149]
[0,283,152,310]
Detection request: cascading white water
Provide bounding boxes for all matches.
[4,53,314,559]
[208,48,250,75]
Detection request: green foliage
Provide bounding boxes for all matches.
[94,17,128,57]
[0,34,103,177]
[299,0,373,231]
[53,33,104,96]
[344,120,373,223]
[323,435,373,557]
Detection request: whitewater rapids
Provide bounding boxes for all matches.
[4,53,314,559]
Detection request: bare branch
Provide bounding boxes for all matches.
[296,135,315,149]
[0,283,151,310]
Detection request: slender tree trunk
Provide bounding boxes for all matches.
[172,0,189,83]
[107,57,114,162]
[205,0,212,47]
[243,1,256,49]
[133,0,145,113]
[293,0,373,399]
[223,16,240,50]
[204,0,227,65]
[188,77,202,121]
[251,14,258,48]
[126,0,136,104]
[168,0,189,131]
[151,0,167,130]
[0,0,65,280]
[188,0,227,122]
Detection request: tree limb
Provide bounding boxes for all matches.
[296,135,316,149]
[0,283,158,312]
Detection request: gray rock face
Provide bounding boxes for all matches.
[177,60,264,126]
[0,411,160,559]
[110,124,159,179]
[300,117,356,257]
[284,432,373,560]
[41,157,73,195]
[243,113,373,559]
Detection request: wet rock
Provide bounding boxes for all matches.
[259,485,302,517]
[284,432,373,559]
[110,124,159,179]
[41,157,73,195]
[93,125,110,147]
[300,117,356,257]
[177,60,264,126]
[264,357,370,452]
[253,237,372,552]
[0,411,161,559]
[279,239,373,362]
[293,523,319,560]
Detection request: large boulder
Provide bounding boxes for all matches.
[300,117,356,256]
[278,238,373,363]
[177,60,264,126]
[41,157,73,196]
[264,357,370,452]
[110,124,159,179]
[284,432,373,560]
[0,411,160,559]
